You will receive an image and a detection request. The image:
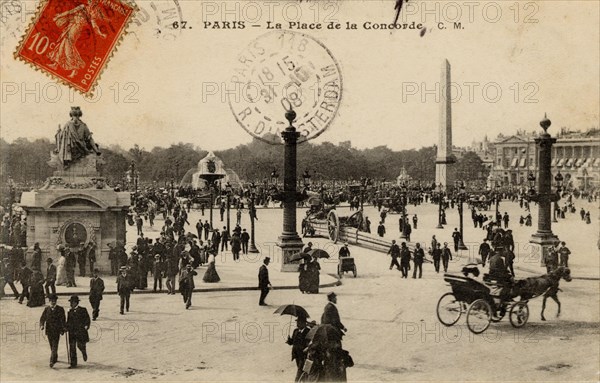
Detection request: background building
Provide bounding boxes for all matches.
[490,128,599,189]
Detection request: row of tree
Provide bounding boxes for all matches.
[0,137,490,186]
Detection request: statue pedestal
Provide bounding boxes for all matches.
[20,155,130,273]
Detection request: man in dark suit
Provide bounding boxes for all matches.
[211,229,221,253]
[1,256,19,298]
[399,242,411,278]
[241,229,250,254]
[89,269,105,321]
[220,227,230,253]
[117,266,133,314]
[377,222,386,237]
[39,294,66,368]
[179,264,197,309]
[203,220,210,240]
[45,258,57,297]
[442,242,453,273]
[321,292,347,334]
[258,257,271,306]
[18,262,32,304]
[452,228,461,252]
[65,295,91,368]
[412,243,425,279]
[286,316,310,382]
[387,240,400,271]
[478,239,491,266]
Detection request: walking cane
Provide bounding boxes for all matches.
[65,331,70,366]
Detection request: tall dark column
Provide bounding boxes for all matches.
[278,110,304,272]
[530,115,559,263]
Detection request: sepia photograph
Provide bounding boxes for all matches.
[1,0,598,381]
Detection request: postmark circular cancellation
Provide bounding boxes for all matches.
[229,30,343,145]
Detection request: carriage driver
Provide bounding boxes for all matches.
[487,250,514,311]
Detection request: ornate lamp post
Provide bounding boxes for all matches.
[270,168,280,189]
[399,181,408,239]
[302,170,311,190]
[277,110,305,272]
[7,177,15,218]
[528,114,561,265]
[360,177,370,210]
[248,182,259,253]
[436,182,444,229]
[455,180,468,250]
[225,182,232,233]
[552,171,563,222]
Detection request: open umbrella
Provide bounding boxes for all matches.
[306,324,343,343]
[307,249,330,259]
[274,304,311,337]
[289,252,311,262]
[185,232,198,239]
[274,304,310,319]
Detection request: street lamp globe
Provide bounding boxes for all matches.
[554,171,564,190]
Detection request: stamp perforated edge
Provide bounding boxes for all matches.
[13,0,139,98]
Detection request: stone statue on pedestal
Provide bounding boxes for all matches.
[51,106,101,169]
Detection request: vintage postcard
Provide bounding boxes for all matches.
[0,0,598,382]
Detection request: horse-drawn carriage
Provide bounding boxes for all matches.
[436,266,572,334]
[379,196,403,214]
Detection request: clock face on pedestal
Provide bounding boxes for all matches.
[65,222,87,248]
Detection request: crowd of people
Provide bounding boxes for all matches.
[1,179,597,380]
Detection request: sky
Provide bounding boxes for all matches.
[1,0,598,152]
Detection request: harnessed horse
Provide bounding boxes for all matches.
[514,266,572,321]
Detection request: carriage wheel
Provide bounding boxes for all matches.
[327,210,340,243]
[466,299,492,334]
[436,292,463,326]
[337,264,343,278]
[509,301,529,328]
[352,265,357,278]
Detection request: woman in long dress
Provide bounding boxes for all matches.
[203,252,220,283]
[27,268,46,307]
[298,258,310,293]
[56,254,67,285]
[306,256,321,294]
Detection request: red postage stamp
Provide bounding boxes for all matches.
[14,0,136,95]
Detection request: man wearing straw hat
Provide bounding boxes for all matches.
[65,295,91,368]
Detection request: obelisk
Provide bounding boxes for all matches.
[435,59,455,189]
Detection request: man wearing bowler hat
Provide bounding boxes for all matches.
[65,295,91,368]
[89,268,105,320]
[258,257,272,306]
[286,315,310,382]
[117,266,133,314]
[39,294,66,368]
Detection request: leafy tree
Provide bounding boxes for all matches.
[454,151,490,182]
